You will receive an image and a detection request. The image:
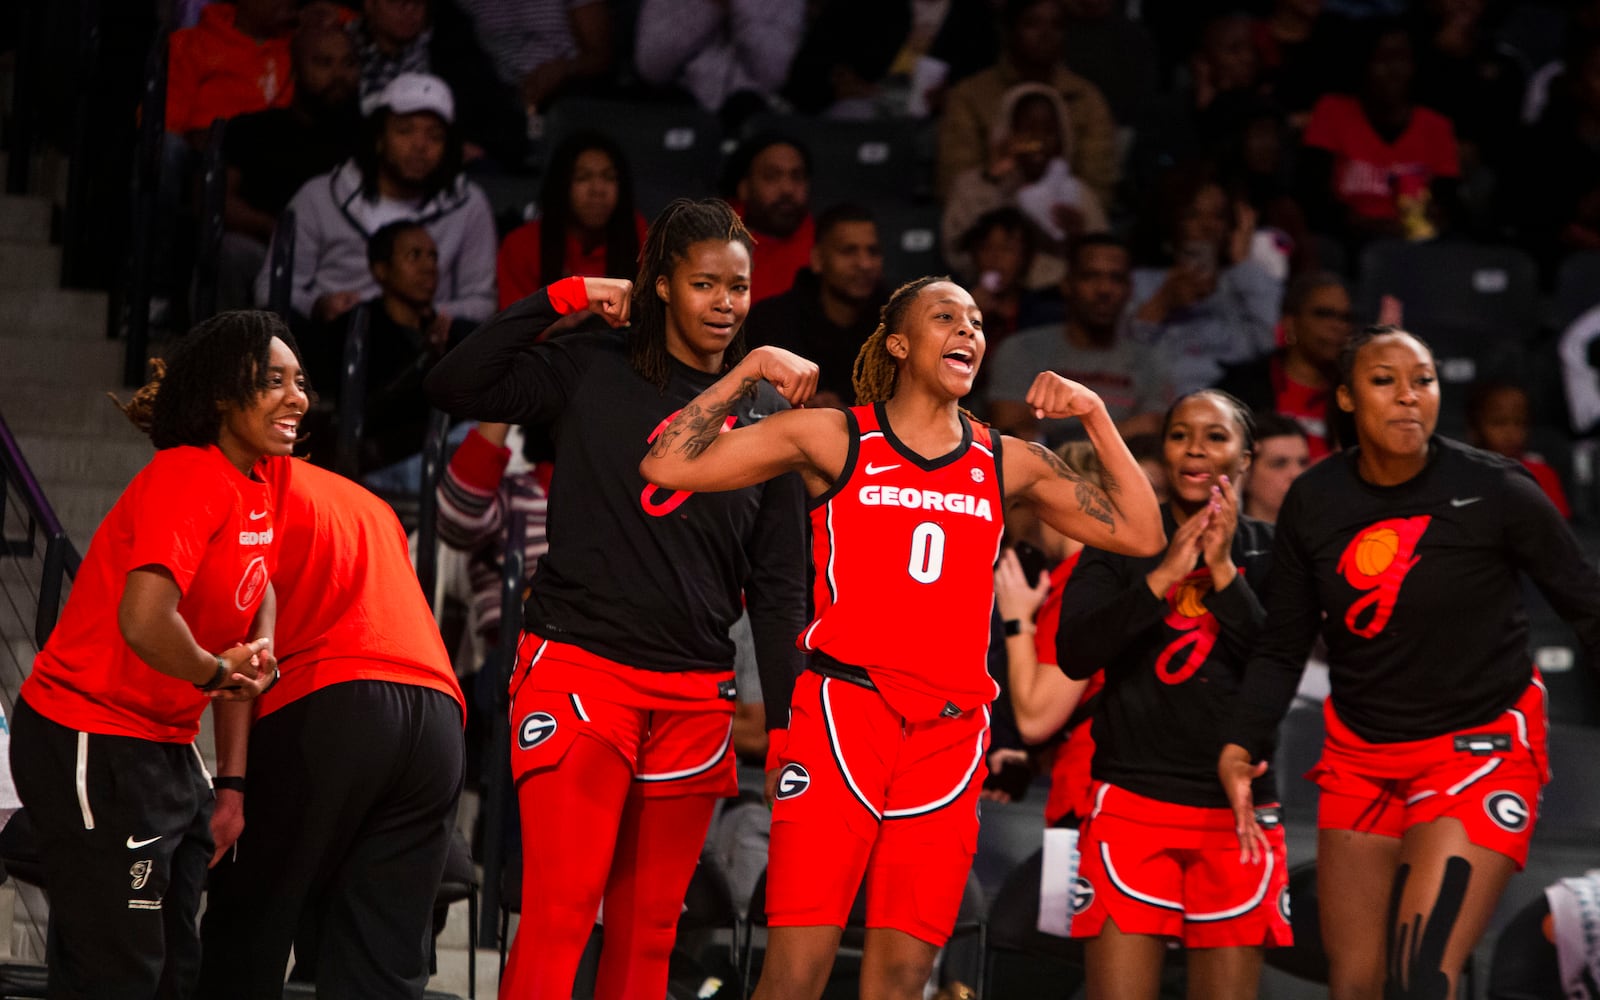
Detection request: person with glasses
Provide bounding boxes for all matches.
[1213,270,1354,458]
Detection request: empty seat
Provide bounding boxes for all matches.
[874,203,945,288]
[542,99,723,217]
[1554,251,1600,331]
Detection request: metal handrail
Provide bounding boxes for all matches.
[266,207,296,320]
[120,24,169,384]
[415,407,452,602]
[191,117,227,323]
[0,412,82,647]
[334,304,371,479]
[477,508,526,947]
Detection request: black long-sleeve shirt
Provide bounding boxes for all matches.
[1225,437,1600,760]
[423,288,808,729]
[1057,505,1276,808]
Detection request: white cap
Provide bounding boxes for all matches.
[369,72,455,123]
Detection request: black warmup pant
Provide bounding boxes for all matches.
[195,680,464,1000]
[9,697,215,1000]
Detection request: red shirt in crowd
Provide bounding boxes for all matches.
[256,458,464,722]
[25,445,276,743]
[1302,94,1459,222]
[495,214,649,309]
[1523,457,1573,520]
[165,3,293,135]
[1272,359,1332,460]
[732,203,815,305]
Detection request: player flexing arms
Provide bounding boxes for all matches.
[640,276,1165,999]
[11,312,295,997]
[1219,326,1600,1000]
[1059,391,1288,1000]
[424,199,807,1000]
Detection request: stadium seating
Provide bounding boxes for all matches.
[741,114,928,212]
[541,99,723,218]
[874,202,946,288]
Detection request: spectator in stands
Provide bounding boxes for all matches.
[255,73,496,330]
[1252,0,1340,122]
[1512,33,1600,272]
[1129,171,1281,396]
[347,0,530,165]
[455,0,613,114]
[218,25,361,312]
[954,207,1066,342]
[1299,19,1461,245]
[1058,0,1158,125]
[724,135,815,304]
[988,234,1172,445]
[1241,412,1310,523]
[937,0,1119,206]
[781,0,912,119]
[1465,380,1573,518]
[339,221,475,482]
[1410,0,1526,177]
[1215,99,1319,277]
[497,131,645,309]
[1213,270,1354,458]
[634,0,804,129]
[942,83,1109,294]
[165,0,298,141]
[1520,0,1600,124]
[745,204,886,409]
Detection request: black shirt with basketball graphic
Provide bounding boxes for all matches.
[424,286,809,730]
[1226,436,1600,761]
[1057,506,1278,809]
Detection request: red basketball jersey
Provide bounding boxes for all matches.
[800,404,1005,722]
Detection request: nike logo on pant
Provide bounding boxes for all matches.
[126,835,161,849]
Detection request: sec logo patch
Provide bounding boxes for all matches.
[517,712,558,750]
[1484,791,1530,832]
[775,763,811,800]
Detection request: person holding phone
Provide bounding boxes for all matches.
[1129,171,1282,395]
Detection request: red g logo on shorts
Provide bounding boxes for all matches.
[234,555,269,611]
[1484,791,1530,832]
[1335,516,1431,638]
[775,763,811,800]
[517,712,558,750]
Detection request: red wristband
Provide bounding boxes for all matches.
[547,276,589,315]
[765,728,788,773]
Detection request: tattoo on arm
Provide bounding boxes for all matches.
[1026,441,1116,533]
[648,377,760,460]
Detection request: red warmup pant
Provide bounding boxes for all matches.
[497,734,717,1000]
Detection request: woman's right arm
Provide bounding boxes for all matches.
[997,549,1089,744]
[119,568,270,690]
[423,276,630,423]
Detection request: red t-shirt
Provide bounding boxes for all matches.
[1036,553,1105,826]
[25,445,276,742]
[732,204,814,304]
[800,404,1004,722]
[165,3,293,135]
[495,215,649,309]
[1523,457,1572,519]
[1302,94,1459,221]
[255,458,464,721]
[1272,357,1332,459]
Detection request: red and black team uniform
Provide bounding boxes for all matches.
[11,444,275,997]
[768,403,1003,947]
[423,278,807,999]
[1057,508,1292,948]
[1227,437,1600,867]
[196,459,466,1000]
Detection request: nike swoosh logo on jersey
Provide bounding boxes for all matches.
[1450,497,1482,508]
[864,463,901,475]
[248,509,268,520]
[126,835,162,849]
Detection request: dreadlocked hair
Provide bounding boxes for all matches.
[628,198,755,391]
[113,310,306,449]
[852,275,949,405]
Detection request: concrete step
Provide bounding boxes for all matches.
[32,481,125,548]
[0,382,138,436]
[19,431,150,487]
[0,330,122,386]
[0,243,61,290]
[0,287,109,336]
[0,197,51,245]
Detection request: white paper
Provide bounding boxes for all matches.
[1037,826,1081,937]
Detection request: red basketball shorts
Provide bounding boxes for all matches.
[508,634,737,799]
[1311,675,1549,867]
[765,671,990,947]
[1072,782,1292,948]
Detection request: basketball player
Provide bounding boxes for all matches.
[423,199,807,1000]
[9,312,294,997]
[1058,390,1289,1000]
[1220,326,1600,999]
[639,275,1166,999]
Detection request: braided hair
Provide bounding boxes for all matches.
[115,310,307,450]
[851,275,949,405]
[628,198,754,391]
